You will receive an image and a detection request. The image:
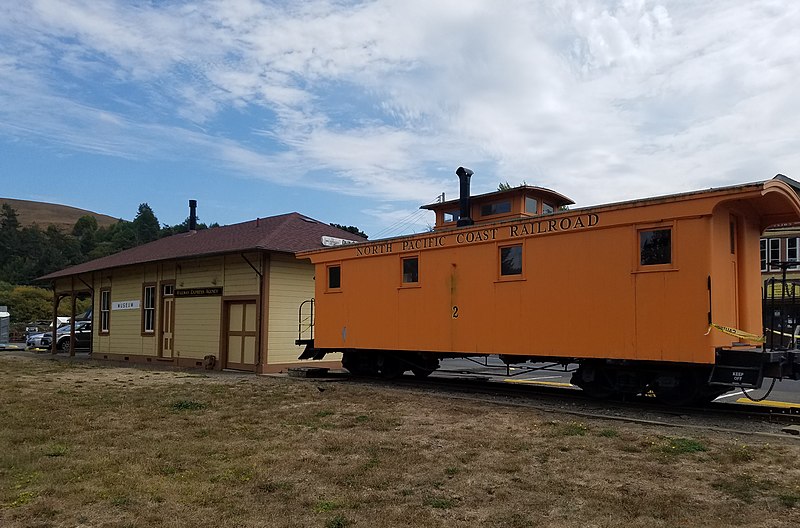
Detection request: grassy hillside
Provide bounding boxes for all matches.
[0,197,120,231]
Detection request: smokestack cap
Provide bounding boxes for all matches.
[456,166,474,178]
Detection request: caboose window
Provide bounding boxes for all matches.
[525,196,538,214]
[500,245,523,276]
[481,201,511,217]
[444,211,459,223]
[328,265,341,289]
[640,229,671,266]
[542,202,555,215]
[402,257,419,283]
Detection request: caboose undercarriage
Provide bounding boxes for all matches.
[296,341,800,406]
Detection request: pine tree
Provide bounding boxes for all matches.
[133,203,160,244]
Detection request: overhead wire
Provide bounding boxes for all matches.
[370,194,443,239]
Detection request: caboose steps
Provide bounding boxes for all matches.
[710,347,800,388]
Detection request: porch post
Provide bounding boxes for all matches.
[69,276,76,357]
[51,285,58,355]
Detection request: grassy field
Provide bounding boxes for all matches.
[1,354,799,528]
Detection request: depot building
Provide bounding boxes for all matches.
[39,207,364,373]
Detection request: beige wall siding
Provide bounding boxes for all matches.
[100,268,158,356]
[223,253,261,296]
[59,250,321,369]
[268,255,340,364]
[93,273,112,354]
[177,257,223,288]
[173,256,225,359]
[174,297,221,359]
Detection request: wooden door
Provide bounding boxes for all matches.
[160,284,175,358]
[225,301,258,371]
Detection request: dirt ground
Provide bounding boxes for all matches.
[1,353,800,528]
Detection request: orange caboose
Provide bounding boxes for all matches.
[297,170,800,403]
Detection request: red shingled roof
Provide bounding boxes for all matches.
[39,212,365,280]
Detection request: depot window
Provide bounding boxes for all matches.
[142,284,156,334]
[402,257,419,283]
[770,238,781,264]
[99,289,110,334]
[328,265,341,290]
[500,245,523,276]
[640,229,671,266]
[481,201,511,217]
[761,238,781,271]
[789,238,800,262]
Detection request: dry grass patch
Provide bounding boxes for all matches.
[1,355,800,527]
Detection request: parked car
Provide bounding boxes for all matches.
[25,318,71,339]
[25,320,52,338]
[34,321,92,352]
[26,332,49,349]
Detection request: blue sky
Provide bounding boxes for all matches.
[2,0,800,239]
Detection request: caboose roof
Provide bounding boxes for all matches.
[297,174,800,259]
[419,185,574,211]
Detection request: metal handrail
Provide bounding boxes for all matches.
[297,299,315,341]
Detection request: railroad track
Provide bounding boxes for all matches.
[315,370,800,439]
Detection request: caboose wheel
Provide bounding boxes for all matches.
[411,367,434,378]
[652,370,703,406]
[376,354,405,379]
[571,363,614,399]
[342,351,379,376]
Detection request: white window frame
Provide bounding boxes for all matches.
[100,289,111,333]
[143,285,156,334]
[769,238,781,269]
[788,237,800,262]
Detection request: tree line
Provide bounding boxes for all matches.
[0,203,217,330]
[0,201,366,331]
[0,202,217,286]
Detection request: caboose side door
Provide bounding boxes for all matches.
[729,215,740,328]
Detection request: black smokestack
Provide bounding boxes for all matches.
[456,166,474,227]
[189,199,197,231]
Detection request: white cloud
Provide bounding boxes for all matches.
[2,0,800,230]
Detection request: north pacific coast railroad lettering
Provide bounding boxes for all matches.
[355,213,600,256]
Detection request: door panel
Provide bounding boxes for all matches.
[243,336,257,364]
[230,304,244,332]
[224,301,258,371]
[160,285,175,358]
[228,336,243,364]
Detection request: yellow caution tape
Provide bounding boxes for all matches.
[706,323,765,343]
[766,328,798,338]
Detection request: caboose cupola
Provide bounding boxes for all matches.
[422,168,575,230]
